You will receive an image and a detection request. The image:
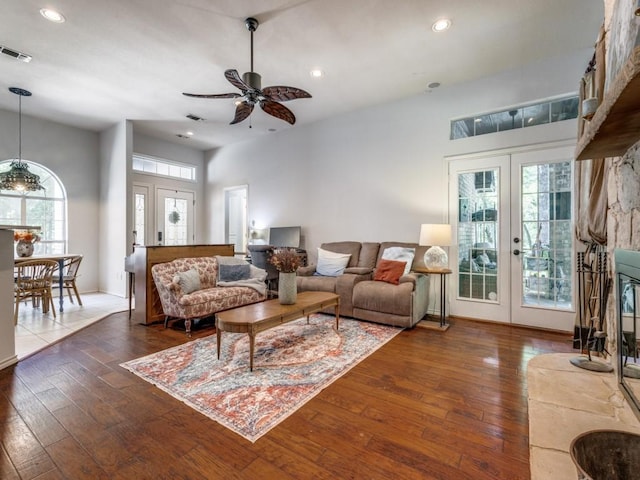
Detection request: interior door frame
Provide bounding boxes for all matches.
[224,185,248,255]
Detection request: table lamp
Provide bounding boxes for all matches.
[419,224,452,269]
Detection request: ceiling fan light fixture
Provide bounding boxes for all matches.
[40,8,66,23]
[183,16,311,126]
[432,18,451,32]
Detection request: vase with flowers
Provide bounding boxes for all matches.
[14,230,40,257]
[269,247,301,304]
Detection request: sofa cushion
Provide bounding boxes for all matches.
[359,242,381,269]
[381,246,415,275]
[353,280,414,316]
[320,241,361,267]
[219,263,251,282]
[374,259,406,285]
[316,248,351,276]
[173,268,201,294]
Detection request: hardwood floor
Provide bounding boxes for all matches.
[0,313,574,479]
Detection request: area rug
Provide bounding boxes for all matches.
[120,314,401,442]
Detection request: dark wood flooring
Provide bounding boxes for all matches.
[0,313,574,479]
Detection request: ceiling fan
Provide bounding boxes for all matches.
[182,17,311,126]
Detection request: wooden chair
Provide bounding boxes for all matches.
[14,259,58,325]
[61,255,83,306]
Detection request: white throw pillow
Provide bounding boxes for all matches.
[173,268,201,294]
[381,247,415,275]
[316,248,351,277]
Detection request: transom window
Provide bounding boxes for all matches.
[0,160,67,254]
[132,153,196,182]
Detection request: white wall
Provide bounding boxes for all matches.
[205,49,591,263]
[0,229,16,369]
[132,133,206,243]
[0,110,101,292]
[98,121,129,296]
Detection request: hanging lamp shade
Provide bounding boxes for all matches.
[0,87,44,192]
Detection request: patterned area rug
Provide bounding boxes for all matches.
[121,314,401,442]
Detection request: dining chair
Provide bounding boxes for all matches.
[14,259,59,325]
[61,255,83,305]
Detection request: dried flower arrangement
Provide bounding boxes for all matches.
[13,230,40,243]
[269,248,301,273]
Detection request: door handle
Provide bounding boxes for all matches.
[513,249,520,256]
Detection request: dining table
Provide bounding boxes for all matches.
[14,253,82,313]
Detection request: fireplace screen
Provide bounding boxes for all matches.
[616,249,640,421]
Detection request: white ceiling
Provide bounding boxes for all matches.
[1,0,603,150]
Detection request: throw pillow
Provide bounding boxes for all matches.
[374,259,406,285]
[219,263,251,282]
[316,248,351,277]
[173,268,201,294]
[381,246,415,275]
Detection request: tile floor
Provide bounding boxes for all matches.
[528,353,640,479]
[14,292,130,360]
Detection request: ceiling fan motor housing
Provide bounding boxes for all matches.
[242,71,262,90]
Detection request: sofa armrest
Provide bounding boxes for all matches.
[344,267,373,275]
[297,264,317,276]
[399,272,423,287]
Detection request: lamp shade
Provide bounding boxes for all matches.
[419,224,452,247]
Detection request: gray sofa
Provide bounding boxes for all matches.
[296,241,430,328]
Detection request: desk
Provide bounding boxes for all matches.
[15,254,81,313]
[412,267,452,331]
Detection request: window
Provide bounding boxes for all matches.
[0,160,67,254]
[132,154,196,181]
[450,95,579,140]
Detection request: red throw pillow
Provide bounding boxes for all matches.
[374,259,407,285]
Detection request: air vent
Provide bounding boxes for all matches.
[186,114,204,121]
[0,45,32,63]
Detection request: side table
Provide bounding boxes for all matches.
[412,267,452,331]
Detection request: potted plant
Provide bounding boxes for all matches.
[269,248,301,304]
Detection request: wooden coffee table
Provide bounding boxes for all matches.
[215,291,340,371]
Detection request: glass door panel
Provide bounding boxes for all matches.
[520,162,572,309]
[156,189,194,246]
[457,169,499,302]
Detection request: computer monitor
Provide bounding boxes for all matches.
[269,226,301,248]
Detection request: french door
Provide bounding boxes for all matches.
[156,189,194,245]
[448,145,576,331]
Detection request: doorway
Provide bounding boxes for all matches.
[156,189,195,245]
[448,144,575,331]
[224,185,248,255]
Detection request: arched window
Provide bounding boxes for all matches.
[0,160,67,254]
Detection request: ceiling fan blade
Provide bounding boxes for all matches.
[262,86,312,102]
[225,69,250,92]
[260,100,296,125]
[230,101,254,124]
[182,92,241,99]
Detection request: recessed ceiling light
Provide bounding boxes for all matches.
[186,131,194,136]
[40,8,66,23]
[310,69,324,78]
[432,18,451,32]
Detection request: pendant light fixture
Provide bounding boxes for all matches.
[0,87,44,192]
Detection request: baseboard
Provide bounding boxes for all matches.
[0,354,18,371]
